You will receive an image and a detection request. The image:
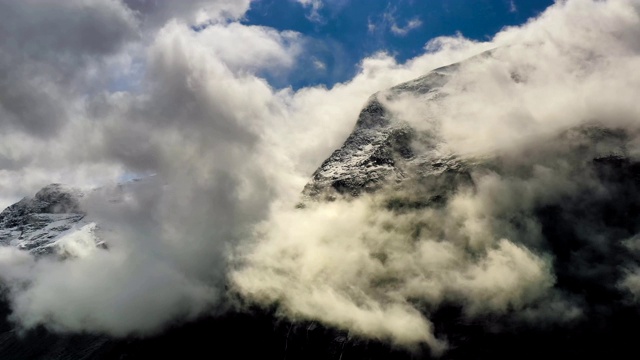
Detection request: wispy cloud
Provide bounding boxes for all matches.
[390,17,423,36]
[295,0,324,23]
[367,16,376,32]
[377,7,423,36]
[312,58,327,70]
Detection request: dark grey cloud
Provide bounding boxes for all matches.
[0,0,138,137]
[123,0,250,27]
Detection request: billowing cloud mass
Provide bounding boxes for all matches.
[0,0,639,356]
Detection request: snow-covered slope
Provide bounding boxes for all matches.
[302,62,469,202]
[0,184,104,257]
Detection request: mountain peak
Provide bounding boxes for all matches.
[0,183,88,256]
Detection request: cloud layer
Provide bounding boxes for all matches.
[0,0,639,356]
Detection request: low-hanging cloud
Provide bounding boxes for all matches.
[0,0,639,356]
[232,0,640,352]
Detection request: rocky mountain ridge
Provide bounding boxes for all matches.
[0,184,100,257]
[303,62,463,200]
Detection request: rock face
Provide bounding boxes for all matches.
[0,184,101,256]
[302,56,636,206]
[302,62,471,206]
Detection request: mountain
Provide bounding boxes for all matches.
[303,62,467,201]
[0,184,104,257]
[2,57,640,359]
[277,53,640,358]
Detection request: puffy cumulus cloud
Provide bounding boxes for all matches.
[189,23,302,72]
[0,0,261,206]
[0,0,638,356]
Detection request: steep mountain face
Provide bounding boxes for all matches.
[303,62,468,201]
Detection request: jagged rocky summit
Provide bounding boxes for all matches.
[302,61,475,214]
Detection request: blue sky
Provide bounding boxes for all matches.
[243,0,554,89]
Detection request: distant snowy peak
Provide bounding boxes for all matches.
[2,184,84,224]
[0,183,103,257]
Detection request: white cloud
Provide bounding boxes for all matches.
[367,17,376,32]
[123,0,251,27]
[312,58,327,70]
[390,17,423,36]
[168,22,302,72]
